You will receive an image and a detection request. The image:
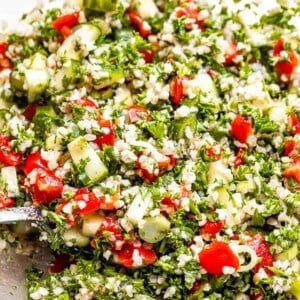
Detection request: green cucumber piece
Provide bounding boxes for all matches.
[82,0,119,12]
[63,227,90,247]
[132,0,158,19]
[1,166,19,197]
[172,114,197,139]
[139,215,170,243]
[25,69,50,102]
[290,279,300,299]
[82,212,104,237]
[68,136,108,185]
[92,67,124,90]
[276,243,298,261]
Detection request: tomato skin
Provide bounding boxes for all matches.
[234,148,244,168]
[98,217,123,242]
[199,241,240,275]
[139,49,154,63]
[0,135,21,167]
[206,146,221,161]
[95,117,116,149]
[0,193,15,209]
[0,42,8,54]
[200,220,224,235]
[23,152,48,175]
[73,191,105,215]
[284,139,296,157]
[170,77,184,105]
[231,115,253,144]
[115,244,157,268]
[224,41,239,66]
[31,168,63,204]
[0,43,13,70]
[176,7,204,30]
[74,98,98,108]
[248,234,274,274]
[52,13,79,35]
[128,105,151,123]
[273,38,299,79]
[283,163,300,183]
[49,254,72,273]
[127,11,152,38]
[23,103,39,121]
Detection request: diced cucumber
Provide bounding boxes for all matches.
[82,212,104,237]
[35,105,56,117]
[172,114,197,139]
[276,243,298,261]
[10,221,35,236]
[290,278,300,300]
[1,166,19,197]
[29,53,48,70]
[139,215,170,243]
[52,60,82,92]
[125,192,153,225]
[68,136,108,185]
[132,0,159,19]
[208,160,233,184]
[74,23,102,43]
[10,70,25,92]
[25,69,50,102]
[215,186,230,207]
[92,67,124,90]
[57,36,82,61]
[196,72,217,95]
[236,180,256,194]
[82,0,119,12]
[63,227,90,247]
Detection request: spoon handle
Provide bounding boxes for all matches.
[0,207,43,224]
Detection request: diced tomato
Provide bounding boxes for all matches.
[206,146,221,161]
[0,192,15,209]
[95,117,116,149]
[139,49,154,63]
[23,103,39,121]
[0,42,8,54]
[284,139,296,157]
[199,241,240,275]
[191,281,202,294]
[73,98,98,108]
[49,254,72,273]
[0,135,21,167]
[127,11,152,38]
[98,217,123,242]
[273,39,299,80]
[234,148,244,168]
[248,234,274,274]
[115,244,157,268]
[0,54,13,70]
[23,152,48,175]
[52,12,79,36]
[283,163,300,184]
[73,191,105,215]
[176,7,205,30]
[160,196,179,215]
[200,220,224,235]
[250,288,264,300]
[128,105,151,123]
[230,115,253,144]
[224,41,239,66]
[30,168,63,204]
[170,77,184,105]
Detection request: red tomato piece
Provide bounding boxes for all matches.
[0,135,21,167]
[230,115,253,144]
[234,148,244,168]
[115,244,157,268]
[0,42,8,55]
[74,98,98,108]
[128,105,151,123]
[224,41,239,66]
[200,220,224,235]
[95,117,116,149]
[176,7,204,30]
[127,11,152,38]
[283,163,300,184]
[23,103,39,121]
[59,25,73,38]
[23,152,48,175]
[30,168,63,204]
[273,39,299,79]
[170,77,184,105]
[199,241,240,275]
[0,192,15,209]
[206,146,222,161]
[52,13,79,33]
[284,139,296,157]
[73,191,105,215]
[0,54,13,70]
[49,254,72,273]
[98,217,123,242]
[160,196,179,215]
[248,234,274,274]
[139,49,154,63]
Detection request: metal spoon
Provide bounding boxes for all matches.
[0,207,43,224]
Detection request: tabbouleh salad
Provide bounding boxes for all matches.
[0,0,300,299]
